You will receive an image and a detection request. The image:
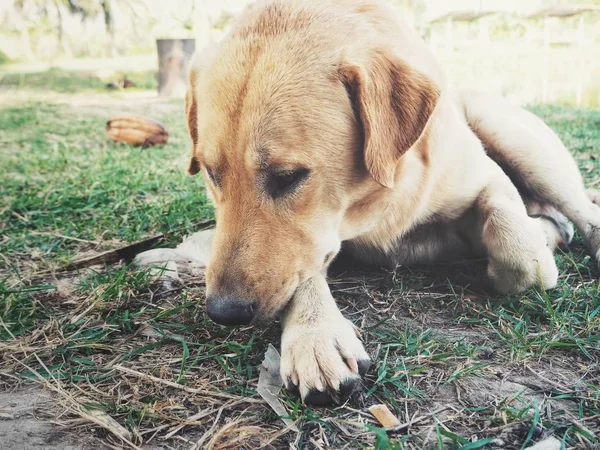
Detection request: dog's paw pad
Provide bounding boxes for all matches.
[285,378,300,397]
[560,221,575,246]
[338,377,361,401]
[357,358,371,377]
[304,389,333,406]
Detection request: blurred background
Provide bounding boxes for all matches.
[1,0,600,107]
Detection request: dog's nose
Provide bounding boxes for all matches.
[206,295,256,326]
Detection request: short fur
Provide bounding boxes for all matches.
[182,0,600,404]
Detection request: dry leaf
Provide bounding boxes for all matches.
[368,404,401,428]
[257,344,299,432]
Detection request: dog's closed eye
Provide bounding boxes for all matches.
[205,166,218,186]
[267,168,310,199]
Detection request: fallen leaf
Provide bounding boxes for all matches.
[257,344,299,432]
[368,404,401,428]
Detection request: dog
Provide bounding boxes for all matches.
[139,0,600,405]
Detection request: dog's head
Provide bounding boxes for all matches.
[185,1,440,325]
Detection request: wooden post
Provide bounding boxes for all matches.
[156,39,196,97]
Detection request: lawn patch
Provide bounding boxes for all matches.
[0,72,598,448]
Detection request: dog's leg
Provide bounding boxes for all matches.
[279,274,371,405]
[460,90,600,268]
[476,172,559,294]
[588,189,600,207]
[528,180,600,269]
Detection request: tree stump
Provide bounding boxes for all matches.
[156,39,195,97]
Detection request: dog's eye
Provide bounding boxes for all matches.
[205,166,217,185]
[268,168,310,198]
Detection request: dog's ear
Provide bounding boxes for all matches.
[185,67,201,176]
[339,50,440,188]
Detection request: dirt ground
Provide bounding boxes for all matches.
[0,387,82,450]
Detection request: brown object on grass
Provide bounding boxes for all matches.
[106,115,169,147]
[122,78,136,88]
[65,218,215,270]
[67,234,165,270]
[368,404,401,428]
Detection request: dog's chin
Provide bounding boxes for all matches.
[251,273,306,326]
[249,313,271,328]
[250,295,294,327]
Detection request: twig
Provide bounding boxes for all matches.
[111,364,262,403]
[189,403,225,450]
[65,234,165,269]
[385,405,450,432]
[162,399,242,440]
[64,219,215,270]
[525,365,573,394]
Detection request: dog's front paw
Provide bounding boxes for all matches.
[280,317,370,405]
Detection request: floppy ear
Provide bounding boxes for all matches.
[339,50,440,188]
[185,68,201,175]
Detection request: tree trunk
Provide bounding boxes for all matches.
[156,39,195,97]
[101,0,117,57]
[54,0,73,57]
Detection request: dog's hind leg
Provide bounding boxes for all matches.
[524,199,574,250]
[459,90,600,267]
[588,189,600,206]
[474,168,559,293]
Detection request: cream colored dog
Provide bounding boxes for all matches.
[140,0,600,405]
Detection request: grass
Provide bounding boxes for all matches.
[0,98,212,262]
[0,67,599,449]
[0,67,157,93]
[0,49,10,66]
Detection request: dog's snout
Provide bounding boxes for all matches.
[206,295,256,326]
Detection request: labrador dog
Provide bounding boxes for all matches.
[144,0,600,405]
